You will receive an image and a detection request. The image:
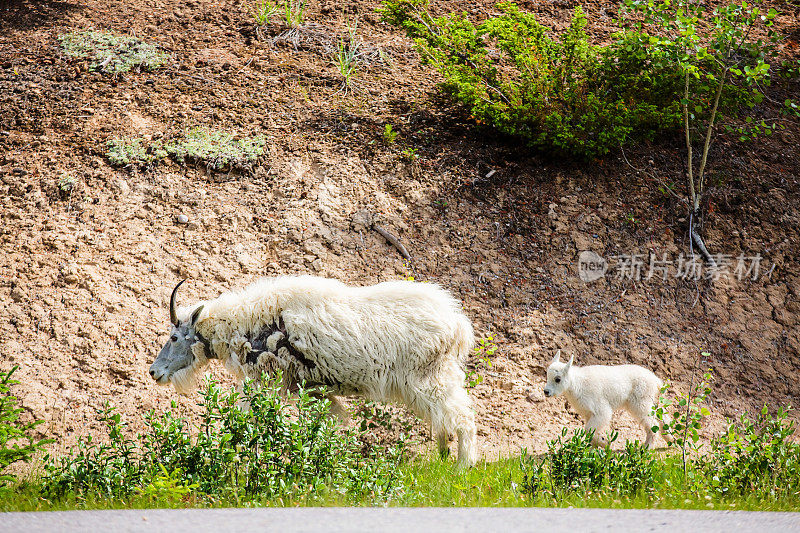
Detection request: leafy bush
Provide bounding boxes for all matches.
[42,376,404,503]
[697,406,800,500]
[0,367,51,489]
[381,1,686,158]
[382,124,398,144]
[381,0,782,159]
[59,31,168,74]
[521,429,657,499]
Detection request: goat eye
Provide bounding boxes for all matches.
[171,335,178,342]
[555,377,561,383]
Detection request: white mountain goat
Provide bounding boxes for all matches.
[149,275,478,467]
[543,350,671,448]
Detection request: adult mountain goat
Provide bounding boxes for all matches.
[543,350,671,448]
[149,275,478,467]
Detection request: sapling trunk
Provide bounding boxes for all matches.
[683,61,727,268]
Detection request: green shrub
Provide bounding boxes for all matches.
[381,0,780,159]
[0,367,51,489]
[521,429,657,499]
[381,1,686,158]
[697,406,800,500]
[59,31,168,74]
[42,376,404,503]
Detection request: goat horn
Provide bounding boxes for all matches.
[170,279,186,327]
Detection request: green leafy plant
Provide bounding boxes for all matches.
[135,465,198,504]
[652,357,713,477]
[59,31,168,74]
[521,429,657,500]
[1,367,52,489]
[107,130,268,172]
[356,400,413,435]
[380,1,686,159]
[41,375,404,503]
[382,0,787,165]
[166,128,268,171]
[620,0,780,263]
[400,147,418,161]
[465,336,498,389]
[106,138,167,167]
[57,172,76,193]
[476,336,498,358]
[57,172,78,210]
[697,406,800,500]
[383,124,399,144]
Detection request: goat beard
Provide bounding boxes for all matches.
[169,364,201,394]
[169,342,213,395]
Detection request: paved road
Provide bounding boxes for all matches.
[2,507,799,533]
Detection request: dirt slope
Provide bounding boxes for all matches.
[1,0,799,462]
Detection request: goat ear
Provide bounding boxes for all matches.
[190,305,204,326]
[550,349,561,364]
[565,354,574,373]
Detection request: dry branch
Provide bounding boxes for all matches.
[372,224,411,262]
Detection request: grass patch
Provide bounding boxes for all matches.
[4,451,799,511]
[106,129,268,172]
[250,0,308,28]
[59,31,168,74]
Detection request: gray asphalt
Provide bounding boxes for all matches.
[2,507,799,533]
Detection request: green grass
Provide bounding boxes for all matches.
[3,452,799,511]
[250,0,308,28]
[393,453,800,510]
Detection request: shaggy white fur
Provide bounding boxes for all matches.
[543,350,671,448]
[164,275,478,467]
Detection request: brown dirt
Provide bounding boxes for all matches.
[1,0,799,465]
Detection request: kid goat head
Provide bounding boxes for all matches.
[543,349,573,398]
[149,280,207,393]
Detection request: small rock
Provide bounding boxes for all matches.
[10,286,26,303]
[526,389,543,403]
[351,209,374,230]
[287,228,303,243]
[176,214,189,224]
